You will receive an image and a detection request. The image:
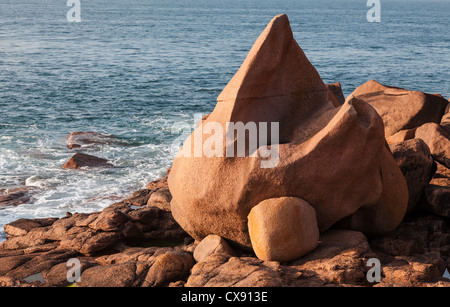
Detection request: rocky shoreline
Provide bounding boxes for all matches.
[1,14,450,287]
[0,168,449,287]
[1,119,450,287]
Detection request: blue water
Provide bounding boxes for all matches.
[1,0,450,240]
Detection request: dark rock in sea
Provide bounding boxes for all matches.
[0,187,39,207]
[66,131,120,149]
[62,153,113,169]
[0,170,449,287]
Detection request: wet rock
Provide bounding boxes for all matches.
[62,153,113,169]
[66,131,119,149]
[0,187,39,207]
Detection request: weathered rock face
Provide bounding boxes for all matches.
[347,80,448,137]
[66,132,120,149]
[0,188,194,287]
[168,14,408,249]
[0,187,39,207]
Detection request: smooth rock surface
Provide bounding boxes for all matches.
[247,197,319,262]
[66,131,120,149]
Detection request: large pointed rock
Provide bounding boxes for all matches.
[347,80,448,137]
[168,14,408,249]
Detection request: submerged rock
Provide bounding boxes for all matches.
[66,131,120,149]
[62,153,113,169]
[0,187,39,207]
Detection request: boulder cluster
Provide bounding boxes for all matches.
[0,14,449,287]
[168,14,448,262]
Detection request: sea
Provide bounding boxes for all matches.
[0,0,449,243]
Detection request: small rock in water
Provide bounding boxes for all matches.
[62,153,114,169]
[0,187,39,207]
[66,131,120,149]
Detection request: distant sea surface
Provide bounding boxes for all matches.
[1,0,449,241]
